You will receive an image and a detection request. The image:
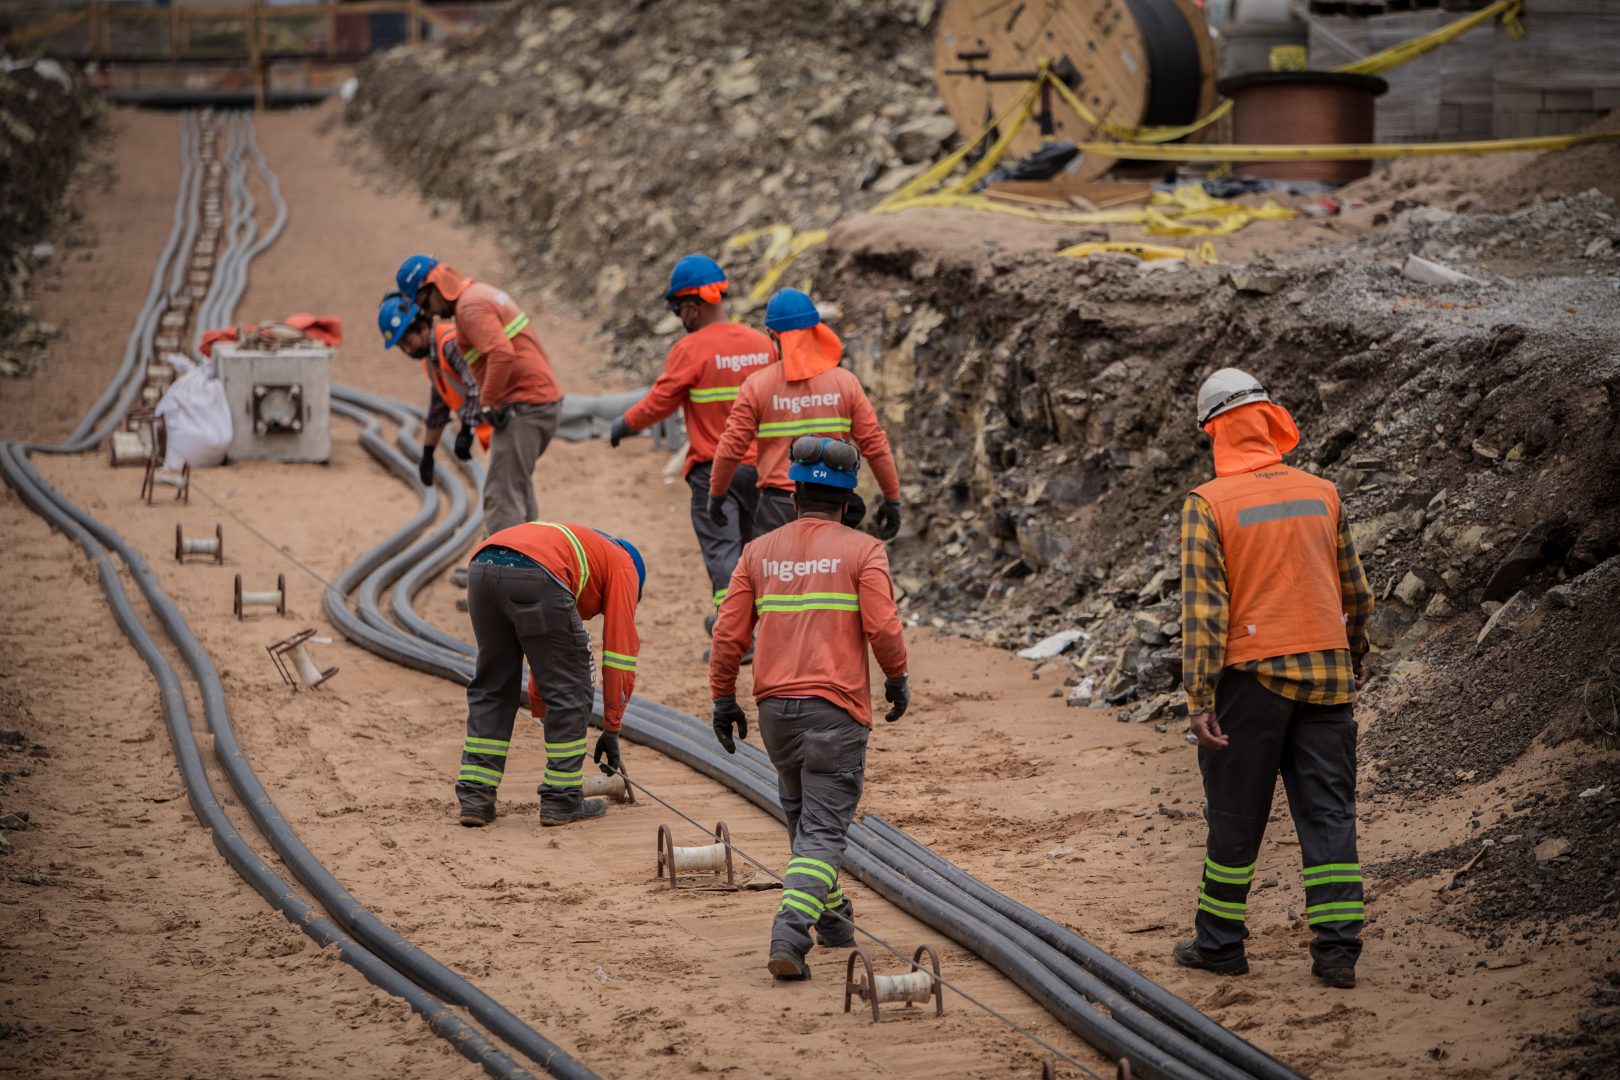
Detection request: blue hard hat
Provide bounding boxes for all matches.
[764,288,820,332]
[396,254,440,298]
[664,254,726,300]
[788,437,859,490]
[377,290,419,349]
[606,535,646,600]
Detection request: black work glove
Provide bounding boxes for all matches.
[480,405,510,431]
[883,675,910,723]
[453,425,474,460]
[712,695,748,754]
[609,415,633,448]
[875,499,903,541]
[593,730,622,775]
[707,492,729,528]
[417,444,436,487]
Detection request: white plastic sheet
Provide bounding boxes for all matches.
[155,353,232,470]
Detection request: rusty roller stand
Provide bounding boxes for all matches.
[142,458,190,505]
[1041,1059,1134,1079]
[656,821,735,890]
[175,522,222,565]
[234,573,286,618]
[845,944,944,1023]
[268,628,338,690]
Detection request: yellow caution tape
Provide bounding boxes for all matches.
[1059,241,1219,264]
[1339,0,1523,76]
[1074,129,1620,163]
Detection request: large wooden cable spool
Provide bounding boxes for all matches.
[933,0,1219,180]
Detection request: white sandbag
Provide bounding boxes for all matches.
[154,353,232,470]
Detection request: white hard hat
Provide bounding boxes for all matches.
[1197,367,1270,427]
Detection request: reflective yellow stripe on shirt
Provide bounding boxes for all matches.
[463,312,532,365]
[758,416,854,438]
[602,650,637,673]
[755,592,860,614]
[688,386,741,403]
[527,521,589,596]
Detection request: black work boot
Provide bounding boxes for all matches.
[1312,962,1356,989]
[458,797,495,828]
[1173,939,1249,975]
[767,942,812,981]
[539,797,607,827]
[450,565,469,588]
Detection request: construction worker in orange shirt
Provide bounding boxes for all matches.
[458,521,645,829]
[707,288,903,540]
[377,291,491,486]
[608,255,772,624]
[396,255,565,534]
[710,437,910,979]
[1177,368,1374,990]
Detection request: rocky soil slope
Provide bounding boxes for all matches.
[346,0,947,370]
[0,57,98,377]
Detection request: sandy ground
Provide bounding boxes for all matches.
[2,105,1611,1079]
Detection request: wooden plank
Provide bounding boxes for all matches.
[984,179,1153,208]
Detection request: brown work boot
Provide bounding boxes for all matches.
[1173,939,1249,975]
[767,942,812,981]
[1312,962,1356,989]
[539,797,607,827]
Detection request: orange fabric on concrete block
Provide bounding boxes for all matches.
[197,314,343,357]
[778,324,843,381]
[425,262,473,302]
[1205,401,1300,476]
[1192,463,1349,667]
[453,279,562,408]
[708,362,901,500]
[710,517,907,727]
[621,321,773,474]
[473,522,641,731]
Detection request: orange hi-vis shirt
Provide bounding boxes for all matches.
[709,363,901,500]
[620,322,773,476]
[455,280,563,409]
[711,517,908,727]
[473,522,641,732]
[1192,464,1350,667]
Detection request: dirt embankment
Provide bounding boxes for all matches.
[0,57,98,378]
[344,0,942,371]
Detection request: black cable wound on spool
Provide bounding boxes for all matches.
[1122,0,1204,129]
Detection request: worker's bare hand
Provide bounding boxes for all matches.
[1354,667,1369,691]
[1189,712,1228,750]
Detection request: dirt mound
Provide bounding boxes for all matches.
[344,0,940,372]
[0,56,98,376]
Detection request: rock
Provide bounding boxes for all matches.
[1017,629,1088,660]
[891,115,956,164]
[1423,593,1455,619]
[1583,237,1613,259]
[711,71,760,105]
[1545,584,1576,610]
[1533,837,1570,863]
[0,729,23,745]
[1483,521,1559,603]
[0,813,25,831]
[1402,254,1479,287]
[867,161,931,195]
[0,833,11,856]
[1394,569,1439,608]
[1227,271,1285,295]
[1066,677,1096,708]
[1366,603,1419,649]
[1476,590,1533,647]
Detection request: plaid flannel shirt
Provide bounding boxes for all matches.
[1180,492,1373,715]
[423,337,483,434]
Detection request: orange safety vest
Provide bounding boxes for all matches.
[1192,464,1350,667]
[422,323,492,450]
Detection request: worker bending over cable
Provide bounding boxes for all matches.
[1176,368,1373,990]
[710,437,910,979]
[396,255,564,534]
[708,289,903,539]
[377,291,490,484]
[459,521,645,829]
[608,255,772,628]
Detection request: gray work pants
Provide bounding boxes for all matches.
[484,401,561,535]
[758,696,869,955]
[460,561,593,817]
[1195,669,1363,968]
[686,460,759,610]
